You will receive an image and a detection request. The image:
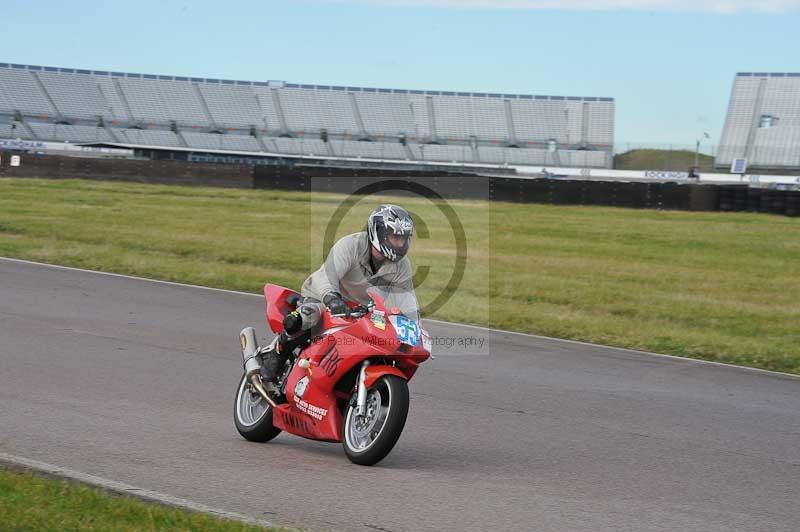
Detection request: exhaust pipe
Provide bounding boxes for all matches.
[240,327,262,376]
[239,327,278,409]
[248,374,278,409]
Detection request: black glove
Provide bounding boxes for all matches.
[282,310,303,335]
[323,292,348,315]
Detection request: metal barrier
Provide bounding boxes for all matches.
[2,153,798,217]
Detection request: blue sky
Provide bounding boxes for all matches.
[2,0,798,146]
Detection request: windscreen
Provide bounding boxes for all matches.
[368,285,420,323]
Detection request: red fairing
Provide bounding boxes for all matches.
[264,284,300,334]
[264,283,430,443]
[364,365,406,389]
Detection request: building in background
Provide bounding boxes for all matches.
[716,73,800,173]
[0,62,614,169]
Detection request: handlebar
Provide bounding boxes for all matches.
[329,302,373,319]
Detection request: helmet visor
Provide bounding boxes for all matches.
[384,232,411,259]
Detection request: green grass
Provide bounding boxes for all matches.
[1,177,799,373]
[0,468,277,531]
[614,149,715,171]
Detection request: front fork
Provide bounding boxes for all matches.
[355,360,371,416]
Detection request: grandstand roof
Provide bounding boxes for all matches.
[736,72,800,78]
[0,62,614,102]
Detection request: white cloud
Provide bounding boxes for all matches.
[331,0,800,13]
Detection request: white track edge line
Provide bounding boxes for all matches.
[423,318,800,380]
[2,256,798,381]
[0,452,277,529]
[0,256,263,297]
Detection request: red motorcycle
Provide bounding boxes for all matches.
[234,284,431,465]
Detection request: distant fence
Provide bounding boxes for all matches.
[254,165,799,216]
[614,143,800,174]
[1,153,798,217]
[0,152,254,188]
[716,186,800,216]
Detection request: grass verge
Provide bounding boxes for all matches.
[0,467,276,531]
[0,177,798,373]
[614,149,714,171]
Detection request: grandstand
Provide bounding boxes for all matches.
[716,73,800,171]
[0,62,614,168]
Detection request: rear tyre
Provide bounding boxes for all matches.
[342,375,409,466]
[233,373,282,442]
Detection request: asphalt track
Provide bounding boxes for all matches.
[1,258,799,532]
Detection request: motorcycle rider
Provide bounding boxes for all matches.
[259,204,416,382]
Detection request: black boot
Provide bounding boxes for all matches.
[259,335,288,383]
[259,312,308,383]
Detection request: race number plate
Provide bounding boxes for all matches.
[390,315,420,347]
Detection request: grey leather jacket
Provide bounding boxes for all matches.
[301,232,414,305]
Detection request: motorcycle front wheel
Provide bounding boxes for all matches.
[342,375,409,466]
[233,373,282,442]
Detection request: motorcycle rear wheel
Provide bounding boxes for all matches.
[343,375,409,466]
[233,373,282,442]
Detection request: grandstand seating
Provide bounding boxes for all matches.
[36,71,107,120]
[479,145,516,164]
[0,122,18,139]
[94,77,131,122]
[353,91,413,137]
[561,149,609,168]
[278,87,360,135]
[479,146,548,165]
[717,73,800,169]
[182,131,263,152]
[273,137,329,156]
[433,96,502,141]
[197,83,264,129]
[0,63,615,168]
[410,143,472,162]
[478,145,598,166]
[250,87,284,133]
[331,139,407,159]
[407,94,434,140]
[28,122,114,143]
[220,135,262,152]
[120,78,209,126]
[0,68,54,116]
[117,128,182,147]
[182,131,228,150]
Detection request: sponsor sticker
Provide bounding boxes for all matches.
[371,309,386,330]
[295,397,328,421]
[279,411,312,434]
[294,376,309,399]
[320,348,341,377]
